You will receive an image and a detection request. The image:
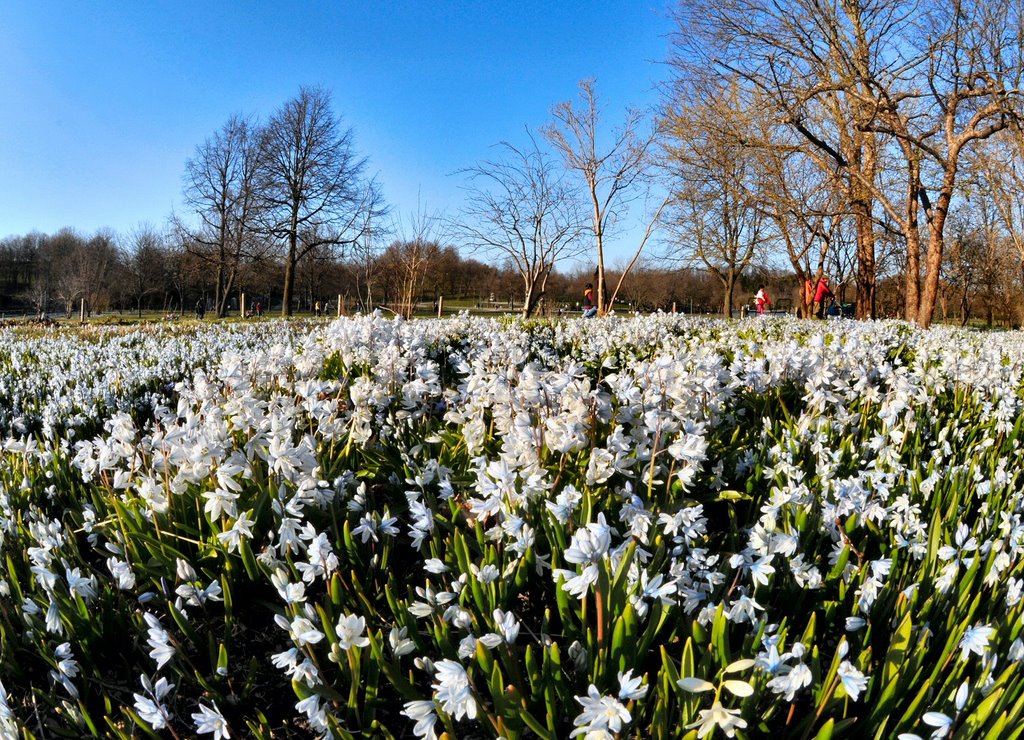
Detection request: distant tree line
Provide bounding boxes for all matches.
[0,224,734,318]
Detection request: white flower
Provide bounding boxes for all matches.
[474,564,500,583]
[216,511,255,552]
[192,701,230,739]
[845,617,866,631]
[556,564,599,599]
[837,661,868,701]
[547,485,582,523]
[49,642,79,698]
[143,613,175,669]
[564,514,614,565]
[423,558,448,574]
[571,684,631,736]
[335,614,370,650]
[1008,638,1024,662]
[959,624,994,661]
[402,700,439,740]
[493,609,520,645]
[107,557,136,590]
[767,661,812,701]
[295,695,328,732]
[289,616,324,647]
[389,626,416,657]
[133,675,174,730]
[921,711,953,738]
[618,669,648,701]
[432,659,476,721]
[687,701,747,738]
[65,566,97,601]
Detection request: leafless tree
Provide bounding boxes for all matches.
[671,0,895,319]
[380,208,447,319]
[543,79,661,315]
[758,143,848,317]
[257,86,384,316]
[866,0,1024,327]
[349,209,385,312]
[671,0,1024,327]
[179,114,262,318]
[119,224,167,318]
[457,135,586,317]
[662,80,769,315]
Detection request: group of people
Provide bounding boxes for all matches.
[753,276,835,318]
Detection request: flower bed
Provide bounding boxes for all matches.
[1,314,1023,739]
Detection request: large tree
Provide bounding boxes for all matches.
[257,86,383,316]
[670,0,899,319]
[880,0,1023,327]
[671,0,1024,327]
[458,135,585,317]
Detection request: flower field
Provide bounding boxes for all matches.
[1,314,1024,739]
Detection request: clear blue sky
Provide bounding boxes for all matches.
[0,2,674,264]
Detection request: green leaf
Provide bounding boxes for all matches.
[813,718,835,740]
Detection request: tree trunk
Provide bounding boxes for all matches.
[592,185,607,315]
[723,272,736,317]
[523,280,537,318]
[282,226,297,317]
[851,133,877,320]
[282,254,295,318]
[916,167,957,329]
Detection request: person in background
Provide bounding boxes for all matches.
[314,300,322,318]
[803,278,814,317]
[814,277,834,319]
[755,285,771,315]
[582,283,597,318]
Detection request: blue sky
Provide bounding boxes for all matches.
[0,2,674,263]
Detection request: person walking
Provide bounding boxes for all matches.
[314,300,321,318]
[813,277,834,319]
[195,298,205,320]
[582,283,597,318]
[755,285,771,316]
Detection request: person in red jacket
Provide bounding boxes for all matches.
[813,277,834,319]
[754,285,771,315]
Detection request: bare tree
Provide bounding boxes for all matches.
[179,114,262,318]
[867,0,1024,327]
[257,86,384,316]
[663,80,768,315]
[379,208,446,319]
[120,225,167,317]
[671,0,1024,327]
[670,0,908,319]
[349,209,385,312]
[757,141,849,317]
[457,135,586,317]
[543,79,661,316]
